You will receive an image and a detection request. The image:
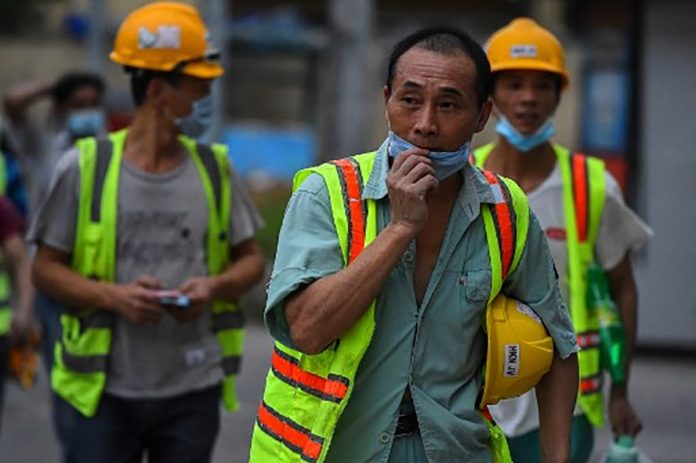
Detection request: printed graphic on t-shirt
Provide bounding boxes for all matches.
[118,210,199,268]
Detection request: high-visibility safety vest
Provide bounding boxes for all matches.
[472,143,607,427]
[0,150,11,337]
[250,151,533,463]
[51,129,245,417]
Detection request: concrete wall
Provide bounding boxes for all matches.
[634,1,696,348]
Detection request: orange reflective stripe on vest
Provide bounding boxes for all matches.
[576,331,600,350]
[257,401,324,462]
[482,170,516,279]
[571,154,589,243]
[579,373,603,395]
[271,347,349,403]
[331,158,366,264]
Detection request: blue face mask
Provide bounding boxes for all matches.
[495,115,556,152]
[386,131,471,181]
[176,94,214,139]
[66,109,105,138]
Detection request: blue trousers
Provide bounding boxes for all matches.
[56,385,221,463]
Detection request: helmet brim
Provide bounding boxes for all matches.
[181,60,224,79]
[492,61,569,90]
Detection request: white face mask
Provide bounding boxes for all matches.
[386,131,471,180]
[174,94,214,139]
[495,115,556,152]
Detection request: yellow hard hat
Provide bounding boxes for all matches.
[479,293,554,408]
[110,2,224,79]
[485,17,569,89]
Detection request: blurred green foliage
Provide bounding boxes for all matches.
[251,185,292,258]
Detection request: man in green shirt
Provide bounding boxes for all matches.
[262,27,579,462]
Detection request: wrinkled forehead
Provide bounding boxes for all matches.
[392,47,477,93]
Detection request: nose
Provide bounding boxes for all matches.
[519,83,538,106]
[413,103,438,139]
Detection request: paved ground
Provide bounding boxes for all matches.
[1,324,694,462]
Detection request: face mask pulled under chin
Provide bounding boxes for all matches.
[386,131,471,181]
[175,94,214,139]
[495,115,556,152]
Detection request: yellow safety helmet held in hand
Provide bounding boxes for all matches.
[485,17,569,89]
[479,294,554,408]
[110,2,224,78]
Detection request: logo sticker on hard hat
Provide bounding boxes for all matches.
[504,344,520,377]
[510,44,538,58]
[138,25,181,49]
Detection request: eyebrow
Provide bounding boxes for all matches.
[400,80,464,98]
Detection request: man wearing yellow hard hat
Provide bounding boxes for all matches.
[473,18,652,462]
[29,3,265,461]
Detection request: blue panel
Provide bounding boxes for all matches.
[220,124,316,179]
[581,69,630,153]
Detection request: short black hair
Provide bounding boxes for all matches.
[385,27,491,107]
[125,67,181,107]
[51,72,105,106]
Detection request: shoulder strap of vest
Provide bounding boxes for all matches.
[195,143,224,214]
[90,138,114,222]
[471,143,495,168]
[564,150,607,247]
[479,170,530,303]
[293,152,378,266]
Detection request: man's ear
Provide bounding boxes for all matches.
[383,85,391,106]
[474,98,493,133]
[146,77,169,106]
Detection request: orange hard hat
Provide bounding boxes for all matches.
[110,2,223,79]
[485,17,569,89]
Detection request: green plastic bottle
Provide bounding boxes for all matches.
[586,263,627,384]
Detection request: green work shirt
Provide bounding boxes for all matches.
[265,140,577,463]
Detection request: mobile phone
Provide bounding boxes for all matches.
[154,290,190,309]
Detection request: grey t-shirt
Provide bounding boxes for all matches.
[29,146,263,398]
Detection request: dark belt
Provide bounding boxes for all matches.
[394,412,419,437]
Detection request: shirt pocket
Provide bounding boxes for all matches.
[462,268,492,303]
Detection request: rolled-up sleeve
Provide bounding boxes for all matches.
[504,211,578,359]
[264,173,344,348]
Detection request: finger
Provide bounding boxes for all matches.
[402,162,436,185]
[135,275,164,290]
[392,152,431,178]
[412,174,439,197]
[390,146,428,169]
[178,279,197,295]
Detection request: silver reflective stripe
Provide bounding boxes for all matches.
[91,138,114,222]
[221,356,241,375]
[61,349,107,374]
[196,143,222,214]
[212,310,244,332]
[80,311,112,330]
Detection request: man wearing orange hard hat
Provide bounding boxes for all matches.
[29,3,265,462]
[472,17,652,462]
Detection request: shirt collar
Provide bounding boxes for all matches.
[361,137,500,208]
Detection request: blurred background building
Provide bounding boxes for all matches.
[0,0,693,348]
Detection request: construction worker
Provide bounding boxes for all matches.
[3,71,106,213]
[249,27,579,463]
[0,197,35,432]
[3,71,106,382]
[28,3,264,462]
[474,18,652,463]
